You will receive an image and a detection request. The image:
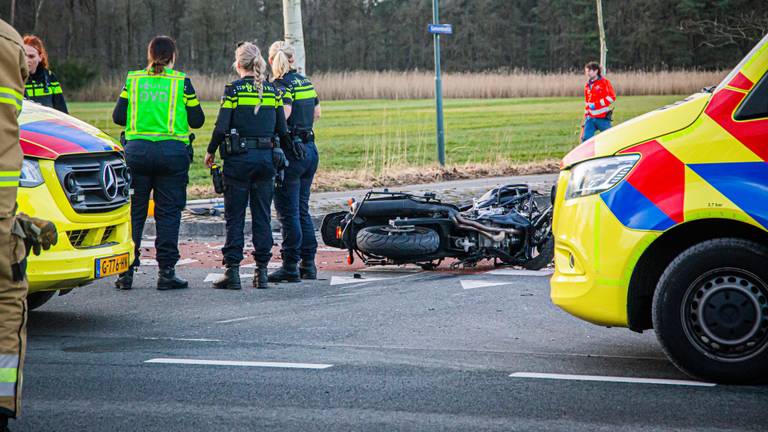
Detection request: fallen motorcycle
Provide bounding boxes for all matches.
[321,184,554,270]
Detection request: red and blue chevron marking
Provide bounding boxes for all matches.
[600,140,685,231]
[20,119,114,155]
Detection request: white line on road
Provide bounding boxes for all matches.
[145,358,333,369]
[215,316,259,324]
[509,372,715,387]
[141,337,222,342]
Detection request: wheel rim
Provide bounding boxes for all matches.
[682,269,768,361]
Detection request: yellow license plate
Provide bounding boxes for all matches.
[95,254,130,278]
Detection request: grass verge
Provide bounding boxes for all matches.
[68,95,681,197]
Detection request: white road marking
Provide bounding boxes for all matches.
[330,276,387,286]
[485,269,553,276]
[240,262,281,269]
[140,240,155,248]
[140,259,158,266]
[176,258,198,266]
[204,273,256,283]
[145,358,333,369]
[509,372,715,387]
[215,316,258,324]
[141,337,222,342]
[460,280,512,290]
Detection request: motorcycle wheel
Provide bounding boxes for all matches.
[523,235,554,270]
[356,226,440,259]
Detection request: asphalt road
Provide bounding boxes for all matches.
[14,260,768,431]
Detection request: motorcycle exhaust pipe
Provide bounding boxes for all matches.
[454,214,522,236]
[451,216,506,243]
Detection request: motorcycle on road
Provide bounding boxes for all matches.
[321,184,554,270]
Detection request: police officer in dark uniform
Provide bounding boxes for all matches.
[205,41,288,290]
[22,35,67,113]
[112,36,205,290]
[267,41,321,282]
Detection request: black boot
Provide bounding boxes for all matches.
[268,261,301,283]
[0,415,8,432]
[115,267,135,290]
[299,260,317,280]
[213,265,242,290]
[254,262,269,289]
[157,267,189,290]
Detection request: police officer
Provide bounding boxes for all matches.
[267,41,321,282]
[205,41,288,290]
[0,19,57,432]
[22,35,68,113]
[112,36,205,291]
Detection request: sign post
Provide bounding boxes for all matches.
[429,1,451,167]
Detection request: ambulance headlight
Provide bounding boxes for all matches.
[20,158,44,188]
[565,155,639,200]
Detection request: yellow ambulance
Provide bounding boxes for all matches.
[551,34,768,383]
[19,102,134,309]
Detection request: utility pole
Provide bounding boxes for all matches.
[596,0,607,72]
[283,0,306,74]
[432,0,446,167]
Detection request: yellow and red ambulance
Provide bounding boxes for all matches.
[19,102,133,309]
[551,34,768,383]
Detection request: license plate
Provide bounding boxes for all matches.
[95,254,130,278]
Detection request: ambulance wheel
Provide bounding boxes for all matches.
[652,238,768,384]
[27,291,55,311]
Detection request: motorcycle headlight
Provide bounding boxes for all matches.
[565,155,639,200]
[20,158,44,188]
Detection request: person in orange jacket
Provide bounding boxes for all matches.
[581,61,616,142]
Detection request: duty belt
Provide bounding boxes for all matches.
[292,129,314,142]
[243,137,274,149]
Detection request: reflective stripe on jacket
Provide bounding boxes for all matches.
[584,76,616,119]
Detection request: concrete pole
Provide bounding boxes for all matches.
[283,0,306,74]
[596,0,607,73]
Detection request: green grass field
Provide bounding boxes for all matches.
[69,95,680,187]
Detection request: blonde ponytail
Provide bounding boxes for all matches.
[233,41,266,114]
[268,41,295,80]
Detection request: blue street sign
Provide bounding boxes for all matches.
[428,24,453,35]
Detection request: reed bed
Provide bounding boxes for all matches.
[70,70,727,102]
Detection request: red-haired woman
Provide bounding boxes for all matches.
[22,35,68,113]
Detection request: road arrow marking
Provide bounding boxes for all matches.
[509,372,715,387]
[460,280,512,290]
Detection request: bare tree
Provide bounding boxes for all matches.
[681,12,768,48]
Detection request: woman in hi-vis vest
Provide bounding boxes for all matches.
[112,36,205,291]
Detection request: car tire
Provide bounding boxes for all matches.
[356,226,440,259]
[652,238,768,384]
[27,291,56,311]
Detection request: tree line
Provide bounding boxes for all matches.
[4,0,766,81]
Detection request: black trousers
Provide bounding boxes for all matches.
[221,148,276,265]
[274,141,319,263]
[124,139,190,269]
